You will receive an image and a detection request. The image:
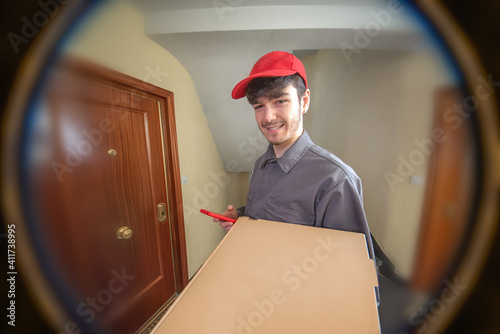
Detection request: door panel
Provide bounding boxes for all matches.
[411,88,475,292]
[28,58,186,333]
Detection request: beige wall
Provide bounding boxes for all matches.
[302,49,451,278]
[64,2,245,278]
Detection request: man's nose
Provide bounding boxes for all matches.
[263,106,277,123]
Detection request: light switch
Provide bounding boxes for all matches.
[410,175,425,186]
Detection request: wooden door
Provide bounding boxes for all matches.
[28,57,188,333]
[410,87,475,292]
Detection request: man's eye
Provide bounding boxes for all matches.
[253,105,263,110]
[276,100,287,104]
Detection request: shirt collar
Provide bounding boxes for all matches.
[260,130,313,173]
[259,146,277,170]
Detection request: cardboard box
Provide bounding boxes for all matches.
[152,217,380,333]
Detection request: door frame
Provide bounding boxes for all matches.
[410,87,474,292]
[57,56,189,292]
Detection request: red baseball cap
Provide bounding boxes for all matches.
[231,51,308,99]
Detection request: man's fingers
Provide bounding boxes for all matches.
[219,221,234,230]
[222,204,238,219]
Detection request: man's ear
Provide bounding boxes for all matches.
[301,89,310,114]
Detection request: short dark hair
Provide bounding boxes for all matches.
[245,74,306,105]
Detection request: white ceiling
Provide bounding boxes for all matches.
[131,0,429,172]
[135,0,385,12]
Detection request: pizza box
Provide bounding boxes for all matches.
[151,217,380,333]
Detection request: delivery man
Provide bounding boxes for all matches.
[215,51,376,268]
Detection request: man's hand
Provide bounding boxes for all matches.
[214,205,239,232]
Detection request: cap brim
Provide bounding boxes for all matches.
[231,69,299,99]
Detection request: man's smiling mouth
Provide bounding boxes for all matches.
[264,123,284,132]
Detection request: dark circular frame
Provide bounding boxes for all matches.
[1,1,499,333]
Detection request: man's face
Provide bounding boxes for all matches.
[252,84,310,153]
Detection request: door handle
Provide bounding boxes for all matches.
[116,226,133,240]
